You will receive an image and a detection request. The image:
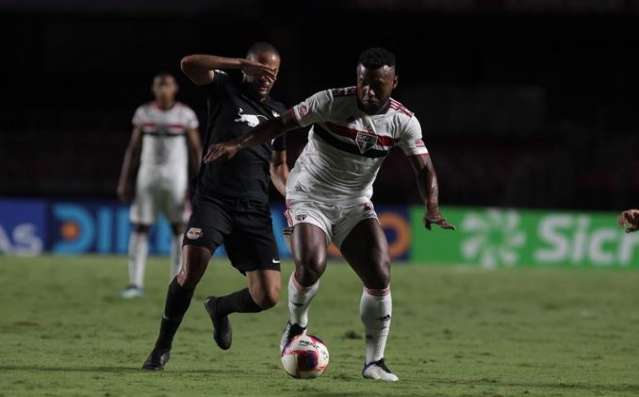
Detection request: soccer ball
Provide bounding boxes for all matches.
[281,334,329,378]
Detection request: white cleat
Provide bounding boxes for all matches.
[120,285,144,299]
[279,321,307,353]
[362,359,399,382]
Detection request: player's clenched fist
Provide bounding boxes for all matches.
[618,209,639,233]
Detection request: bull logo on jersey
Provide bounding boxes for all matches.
[355,131,378,154]
[234,107,268,127]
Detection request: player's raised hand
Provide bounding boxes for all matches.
[424,210,455,231]
[203,142,240,163]
[618,209,639,233]
[240,58,277,81]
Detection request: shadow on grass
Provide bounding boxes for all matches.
[303,394,368,397]
[0,365,241,375]
[434,378,639,395]
[4,366,638,396]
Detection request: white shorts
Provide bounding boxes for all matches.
[284,198,378,247]
[130,173,187,225]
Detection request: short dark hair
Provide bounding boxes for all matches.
[358,47,396,70]
[247,42,280,58]
[153,72,175,82]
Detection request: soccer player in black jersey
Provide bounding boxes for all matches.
[143,42,289,370]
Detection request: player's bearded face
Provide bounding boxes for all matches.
[356,65,397,114]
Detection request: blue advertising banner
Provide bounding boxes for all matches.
[48,201,172,255]
[0,199,47,255]
[1,198,413,260]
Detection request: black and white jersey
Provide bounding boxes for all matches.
[197,70,287,203]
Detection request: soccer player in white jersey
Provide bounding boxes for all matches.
[117,73,202,299]
[206,48,455,381]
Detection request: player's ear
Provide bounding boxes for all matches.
[393,74,399,89]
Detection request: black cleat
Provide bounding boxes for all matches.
[279,321,307,353]
[142,347,170,371]
[204,296,232,350]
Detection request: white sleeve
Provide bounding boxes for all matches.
[132,106,145,127]
[398,116,429,156]
[184,107,199,129]
[291,90,333,127]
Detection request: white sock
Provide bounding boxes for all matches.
[287,272,319,328]
[128,231,149,288]
[170,235,182,278]
[360,287,392,364]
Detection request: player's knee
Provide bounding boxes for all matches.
[295,262,324,286]
[252,286,280,309]
[176,269,195,288]
[133,224,150,233]
[176,273,201,289]
[294,255,326,285]
[176,246,210,288]
[369,256,391,289]
[176,262,204,289]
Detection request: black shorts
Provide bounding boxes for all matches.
[183,196,280,274]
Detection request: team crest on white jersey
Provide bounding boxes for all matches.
[355,131,378,154]
[186,227,203,240]
[234,107,268,127]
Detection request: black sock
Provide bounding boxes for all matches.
[215,288,263,317]
[154,277,195,350]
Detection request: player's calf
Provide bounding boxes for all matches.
[204,287,269,350]
[280,272,318,352]
[360,287,393,377]
[203,296,232,350]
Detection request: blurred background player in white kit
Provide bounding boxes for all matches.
[117,73,202,298]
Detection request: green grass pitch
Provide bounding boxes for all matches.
[1,255,638,396]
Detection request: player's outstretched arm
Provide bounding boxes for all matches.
[270,150,289,197]
[618,209,639,233]
[180,54,276,86]
[204,111,299,162]
[117,126,143,202]
[407,154,455,231]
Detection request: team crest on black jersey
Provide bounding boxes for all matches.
[186,228,203,240]
[355,131,378,154]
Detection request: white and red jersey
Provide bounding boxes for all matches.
[287,87,428,202]
[132,102,198,177]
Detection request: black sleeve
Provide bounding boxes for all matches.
[205,70,233,98]
[272,133,286,151]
